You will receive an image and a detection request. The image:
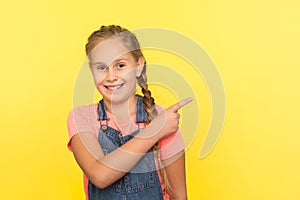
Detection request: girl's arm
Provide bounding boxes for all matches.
[71,128,159,189]
[71,100,185,189]
[163,151,188,200]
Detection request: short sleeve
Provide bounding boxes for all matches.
[67,105,97,151]
[159,129,185,160]
[155,105,185,160]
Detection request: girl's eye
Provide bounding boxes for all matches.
[97,65,107,71]
[117,63,125,69]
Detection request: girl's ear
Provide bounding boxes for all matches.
[136,56,145,77]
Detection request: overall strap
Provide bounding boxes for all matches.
[136,95,147,123]
[97,99,107,121]
[97,99,108,131]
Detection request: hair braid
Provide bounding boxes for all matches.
[141,84,157,123]
[137,65,171,193]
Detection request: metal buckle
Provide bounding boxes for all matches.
[100,120,108,132]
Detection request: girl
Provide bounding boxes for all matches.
[67,25,192,200]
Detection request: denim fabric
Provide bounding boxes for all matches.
[88,95,164,200]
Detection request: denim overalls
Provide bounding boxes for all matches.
[88,95,164,200]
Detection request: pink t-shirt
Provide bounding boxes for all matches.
[67,103,185,200]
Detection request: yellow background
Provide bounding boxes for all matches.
[1,0,299,199]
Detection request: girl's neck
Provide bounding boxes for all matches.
[104,95,136,122]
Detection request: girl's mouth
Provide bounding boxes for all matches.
[105,83,124,90]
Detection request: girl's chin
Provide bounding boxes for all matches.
[100,93,136,104]
[100,93,124,102]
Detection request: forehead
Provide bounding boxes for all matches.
[89,38,132,65]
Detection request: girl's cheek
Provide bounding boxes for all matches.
[120,69,136,79]
[96,85,103,93]
[92,73,104,84]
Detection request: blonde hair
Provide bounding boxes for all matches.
[85,25,171,191]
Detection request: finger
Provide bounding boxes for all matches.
[178,97,193,108]
[174,113,180,119]
[169,97,193,112]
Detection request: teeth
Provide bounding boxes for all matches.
[107,84,122,90]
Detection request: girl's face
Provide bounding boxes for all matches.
[89,38,144,105]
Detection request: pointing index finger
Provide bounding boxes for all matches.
[170,97,193,111]
[178,97,193,108]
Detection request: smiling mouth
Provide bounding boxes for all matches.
[105,83,124,90]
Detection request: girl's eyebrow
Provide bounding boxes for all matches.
[93,62,106,66]
[114,58,129,62]
[93,58,129,66]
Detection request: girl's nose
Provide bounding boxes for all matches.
[105,67,118,82]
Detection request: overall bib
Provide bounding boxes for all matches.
[88,95,164,200]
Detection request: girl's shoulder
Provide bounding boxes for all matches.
[68,103,98,122]
[69,104,97,115]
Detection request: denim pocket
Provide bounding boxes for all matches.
[124,171,155,194]
[124,152,157,194]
